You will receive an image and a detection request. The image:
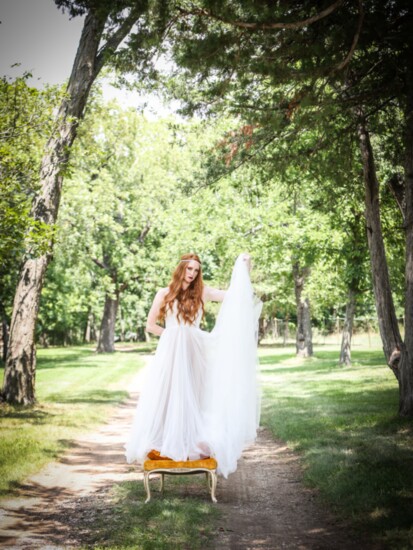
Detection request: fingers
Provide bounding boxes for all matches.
[241,253,252,272]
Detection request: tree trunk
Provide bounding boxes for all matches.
[84,310,91,343]
[293,263,313,357]
[84,309,97,343]
[399,65,413,416]
[283,312,289,346]
[1,310,9,364]
[357,115,403,378]
[339,288,356,366]
[2,258,49,403]
[137,326,146,342]
[1,323,7,364]
[258,317,265,343]
[1,12,108,404]
[97,292,120,353]
[119,304,126,342]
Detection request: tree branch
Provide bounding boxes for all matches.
[92,257,109,270]
[138,220,151,243]
[94,9,140,77]
[192,131,282,193]
[178,0,344,31]
[332,0,364,73]
[387,173,405,220]
[243,224,264,237]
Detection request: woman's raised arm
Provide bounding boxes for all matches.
[203,285,226,302]
[203,254,252,303]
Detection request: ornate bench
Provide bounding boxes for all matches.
[143,452,218,503]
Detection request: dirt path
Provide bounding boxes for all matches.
[214,430,378,549]
[0,360,376,550]
[0,361,148,550]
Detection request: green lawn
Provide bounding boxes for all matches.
[260,345,413,548]
[0,343,219,549]
[0,345,145,496]
[2,343,412,548]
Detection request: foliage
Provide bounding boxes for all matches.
[36,88,398,343]
[153,0,409,350]
[2,1,407,354]
[0,74,62,316]
[2,1,407,352]
[39,93,233,342]
[164,1,411,127]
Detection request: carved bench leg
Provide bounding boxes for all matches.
[144,471,151,503]
[210,471,218,503]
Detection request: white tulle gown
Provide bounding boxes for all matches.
[125,255,262,477]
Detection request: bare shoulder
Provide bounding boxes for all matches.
[155,287,169,300]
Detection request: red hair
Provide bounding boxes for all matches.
[159,253,204,324]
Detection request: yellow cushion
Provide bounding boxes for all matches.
[144,457,217,471]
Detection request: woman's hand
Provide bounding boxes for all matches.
[241,253,252,272]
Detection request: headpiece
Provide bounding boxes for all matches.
[180,259,201,264]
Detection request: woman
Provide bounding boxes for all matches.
[125,252,261,477]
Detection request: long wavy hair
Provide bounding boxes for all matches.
[158,253,204,324]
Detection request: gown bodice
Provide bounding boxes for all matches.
[165,301,202,329]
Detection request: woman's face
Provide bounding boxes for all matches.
[183,260,200,286]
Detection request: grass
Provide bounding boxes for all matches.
[260,345,413,548]
[3,340,411,547]
[0,345,145,496]
[81,476,220,549]
[0,342,220,549]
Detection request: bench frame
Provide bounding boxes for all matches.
[143,466,218,503]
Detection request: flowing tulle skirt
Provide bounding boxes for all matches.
[125,325,213,463]
[125,255,262,477]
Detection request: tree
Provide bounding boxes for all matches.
[160,0,413,415]
[1,0,166,404]
[0,75,62,361]
[297,129,372,366]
